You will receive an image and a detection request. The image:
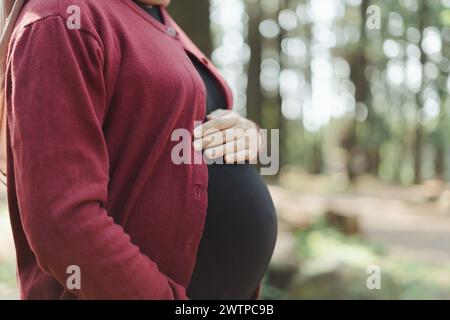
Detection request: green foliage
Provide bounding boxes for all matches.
[263,220,450,300]
[440,9,450,26]
[237,0,450,183]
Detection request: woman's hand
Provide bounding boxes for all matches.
[193,109,262,164]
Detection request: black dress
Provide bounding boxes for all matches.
[135,3,278,300]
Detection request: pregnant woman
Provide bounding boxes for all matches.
[0,0,277,300]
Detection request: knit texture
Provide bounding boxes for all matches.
[5,0,233,299]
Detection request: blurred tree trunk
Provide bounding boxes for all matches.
[168,0,212,57]
[346,0,370,180]
[271,0,288,168]
[277,1,287,169]
[435,146,445,180]
[246,0,263,126]
[414,1,427,184]
[350,0,369,106]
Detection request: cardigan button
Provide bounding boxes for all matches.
[201,57,209,65]
[166,27,177,37]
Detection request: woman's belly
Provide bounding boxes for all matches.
[187,163,278,300]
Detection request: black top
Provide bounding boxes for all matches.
[135,3,277,300]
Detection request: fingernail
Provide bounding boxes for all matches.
[193,140,202,151]
[193,128,202,138]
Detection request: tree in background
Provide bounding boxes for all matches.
[168,0,212,57]
[168,0,450,185]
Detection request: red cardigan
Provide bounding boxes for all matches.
[5,0,238,299]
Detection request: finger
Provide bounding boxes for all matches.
[204,138,247,159]
[224,149,250,164]
[223,126,260,153]
[207,109,229,119]
[193,130,226,151]
[193,125,250,152]
[193,112,239,139]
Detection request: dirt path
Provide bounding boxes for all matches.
[2,184,450,299]
[269,185,450,264]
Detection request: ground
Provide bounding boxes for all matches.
[2,174,450,299]
[264,172,450,299]
[0,197,17,299]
